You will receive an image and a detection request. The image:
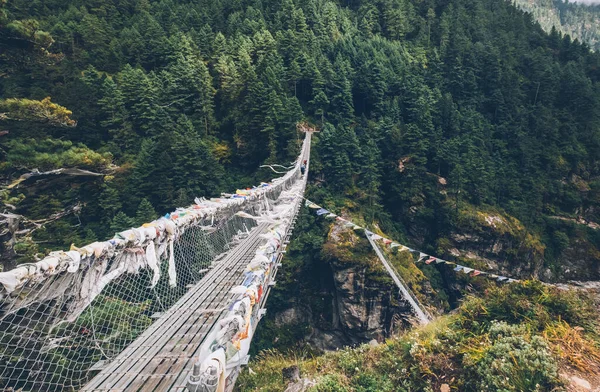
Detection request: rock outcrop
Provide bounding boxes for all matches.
[267,221,439,351]
[441,206,600,282]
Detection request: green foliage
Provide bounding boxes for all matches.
[312,375,349,392]
[552,230,570,251]
[110,211,134,233]
[0,97,75,127]
[457,280,598,333]
[2,0,600,278]
[135,198,157,226]
[470,322,558,391]
[67,296,153,348]
[239,281,599,391]
[5,138,112,171]
[351,373,395,392]
[0,295,153,391]
[2,1,600,387]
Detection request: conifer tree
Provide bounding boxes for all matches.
[110,211,134,233]
[135,198,157,226]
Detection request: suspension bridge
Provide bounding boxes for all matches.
[0,132,430,392]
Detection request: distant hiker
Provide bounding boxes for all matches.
[303,160,307,165]
[300,163,306,175]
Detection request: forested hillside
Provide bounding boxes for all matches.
[2,0,600,282]
[3,0,600,389]
[514,0,600,51]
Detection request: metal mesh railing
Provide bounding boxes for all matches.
[0,134,311,392]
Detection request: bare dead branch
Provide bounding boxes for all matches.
[7,168,105,189]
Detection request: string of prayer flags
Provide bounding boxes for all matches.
[305,198,519,284]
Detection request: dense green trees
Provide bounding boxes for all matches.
[1,0,600,272]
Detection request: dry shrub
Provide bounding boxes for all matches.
[543,321,600,374]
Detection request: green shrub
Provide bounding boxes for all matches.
[351,372,395,392]
[311,375,348,392]
[455,280,597,332]
[469,322,560,391]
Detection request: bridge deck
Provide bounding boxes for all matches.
[82,223,269,392]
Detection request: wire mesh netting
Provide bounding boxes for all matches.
[0,135,311,392]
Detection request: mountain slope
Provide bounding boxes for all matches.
[2,0,600,279]
[2,0,600,389]
[239,281,600,391]
[514,0,600,51]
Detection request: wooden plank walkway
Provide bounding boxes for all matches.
[81,223,269,392]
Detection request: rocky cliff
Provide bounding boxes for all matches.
[253,217,443,353]
[437,204,600,283]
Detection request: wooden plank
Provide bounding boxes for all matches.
[86,160,308,391]
[82,255,238,391]
[82,225,258,390]
[115,233,263,391]
[125,281,233,390]
[87,238,255,391]
[146,250,259,391]
[173,219,299,390]
[132,237,260,391]
[85,246,249,391]
[82,223,267,392]
[136,305,225,390]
